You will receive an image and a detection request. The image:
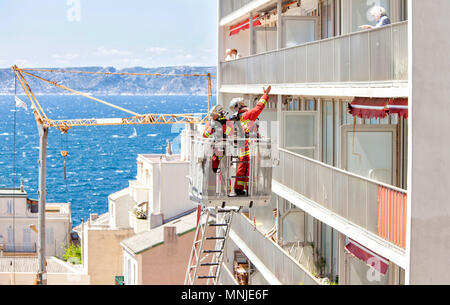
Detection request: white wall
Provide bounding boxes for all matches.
[407,0,450,285]
[160,162,196,220]
[109,188,134,229]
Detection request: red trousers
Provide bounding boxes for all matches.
[234,154,249,190]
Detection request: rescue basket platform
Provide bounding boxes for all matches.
[188,137,273,208]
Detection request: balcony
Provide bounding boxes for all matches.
[273,148,407,250]
[129,180,149,205]
[230,212,320,285]
[220,22,408,90]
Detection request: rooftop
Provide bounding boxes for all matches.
[120,209,198,255]
[138,154,186,164]
[0,188,27,197]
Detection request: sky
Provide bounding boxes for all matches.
[0,0,218,69]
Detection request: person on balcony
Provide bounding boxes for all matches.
[359,6,391,30]
[264,208,279,242]
[203,105,233,173]
[229,86,271,196]
[225,48,241,61]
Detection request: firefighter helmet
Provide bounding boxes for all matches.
[210,105,226,120]
[229,97,245,113]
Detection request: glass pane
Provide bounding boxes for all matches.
[322,101,333,166]
[255,28,277,54]
[285,114,315,148]
[334,102,340,166]
[282,211,305,243]
[305,99,316,111]
[351,0,391,33]
[253,196,277,234]
[283,19,316,48]
[349,254,389,285]
[321,0,335,38]
[346,131,393,184]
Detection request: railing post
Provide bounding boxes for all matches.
[368,30,372,82]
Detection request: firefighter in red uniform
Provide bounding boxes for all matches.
[229,86,271,196]
[203,105,233,173]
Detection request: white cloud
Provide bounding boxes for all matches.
[94,46,132,56]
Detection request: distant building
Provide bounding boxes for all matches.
[77,140,198,285]
[0,187,72,258]
[120,210,215,285]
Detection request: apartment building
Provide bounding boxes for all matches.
[214,0,450,285]
[0,187,72,258]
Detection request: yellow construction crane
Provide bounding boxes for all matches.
[10,65,214,284]
[12,66,213,133]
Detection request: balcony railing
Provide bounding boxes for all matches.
[220,0,255,19]
[231,212,319,285]
[273,148,407,249]
[221,21,408,86]
[2,243,37,253]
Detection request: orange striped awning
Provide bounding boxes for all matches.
[378,186,407,249]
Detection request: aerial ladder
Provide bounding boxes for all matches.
[184,117,274,285]
[10,65,214,285]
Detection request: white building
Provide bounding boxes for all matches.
[211,0,450,285]
[78,142,198,284]
[0,187,72,258]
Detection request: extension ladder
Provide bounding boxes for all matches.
[184,207,237,285]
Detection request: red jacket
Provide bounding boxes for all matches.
[238,93,269,136]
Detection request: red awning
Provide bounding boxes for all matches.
[348,97,390,119]
[348,97,409,119]
[229,15,262,36]
[345,239,389,276]
[387,98,408,119]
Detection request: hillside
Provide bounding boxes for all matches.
[0,66,217,96]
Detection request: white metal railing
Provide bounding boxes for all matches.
[220,0,255,19]
[189,137,273,207]
[221,21,408,85]
[3,243,37,253]
[273,148,407,244]
[217,263,239,285]
[231,212,319,285]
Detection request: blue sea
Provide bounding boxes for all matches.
[0,95,209,227]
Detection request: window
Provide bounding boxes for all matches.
[46,228,54,245]
[283,112,317,159]
[341,125,397,185]
[282,16,319,48]
[321,0,336,38]
[322,101,334,166]
[7,200,13,215]
[7,227,14,248]
[349,0,391,33]
[282,211,305,243]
